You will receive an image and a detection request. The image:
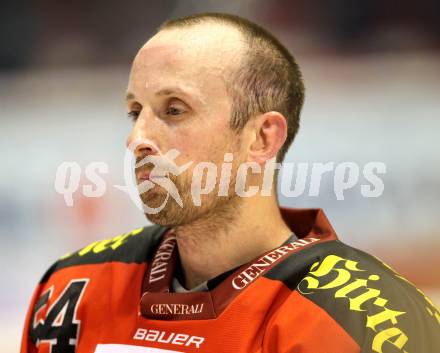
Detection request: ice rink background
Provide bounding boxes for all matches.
[1,1,439,351]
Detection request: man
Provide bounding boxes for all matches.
[21,13,439,353]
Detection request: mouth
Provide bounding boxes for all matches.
[136,169,168,183]
[136,170,151,182]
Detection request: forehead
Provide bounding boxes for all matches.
[128,25,244,94]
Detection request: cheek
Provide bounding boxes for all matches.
[172,133,215,164]
[170,126,233,166]
[165,88,232,158]
[166,130,202,168]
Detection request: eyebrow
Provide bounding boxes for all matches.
[126,87,196,102]
[155,88,189,97]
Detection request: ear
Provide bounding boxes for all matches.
[248,111,287,165]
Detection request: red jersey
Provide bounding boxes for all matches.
[21,208,440,353]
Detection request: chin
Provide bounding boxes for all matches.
[140,192,186,226]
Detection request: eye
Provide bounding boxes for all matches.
[165,99,187,117]
[127,110,140,122]
[166,106,184,116]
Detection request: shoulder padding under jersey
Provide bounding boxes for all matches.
[266,240,440,353]
[40,224,167,283]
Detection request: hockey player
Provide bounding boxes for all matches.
[21,13,439,353]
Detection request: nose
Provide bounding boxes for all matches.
[126,117,159,159]
[133,141,159,160]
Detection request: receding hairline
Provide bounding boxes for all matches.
[140,19,248,96]
[158,12,263,40]
[138,18,247,73]
[156,13,299,83]
[157,13,288,56]
[153,17,247,61]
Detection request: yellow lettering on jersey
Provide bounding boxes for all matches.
[376,256,440,327]
[304,255,364,291]
[367,307,406,331]
[78,241,101,256]
[372,327,408,353]
[61,228,144,259]
[299,254,409,353]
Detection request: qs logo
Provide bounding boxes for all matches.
[298,255,408,353]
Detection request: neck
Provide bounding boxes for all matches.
[174,194,292,289]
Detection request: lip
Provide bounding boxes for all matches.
[137,170,167,182]
[137,170,151,182]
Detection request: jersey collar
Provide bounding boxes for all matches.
[140,207,337,320]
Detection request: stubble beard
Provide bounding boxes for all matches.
[138,163,243,230]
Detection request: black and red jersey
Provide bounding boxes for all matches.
[21,208,440,353]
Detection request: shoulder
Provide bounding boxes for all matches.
[40,224,167,284]
[266,240,440,352]
[266,239,428,299]
[266,240,403,288]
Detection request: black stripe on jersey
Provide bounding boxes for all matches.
[265,241,440,353]
[264,241,338,292]
[40,225,168,283]
[206,233,299,290]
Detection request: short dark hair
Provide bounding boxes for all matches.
[160,13,305,163]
